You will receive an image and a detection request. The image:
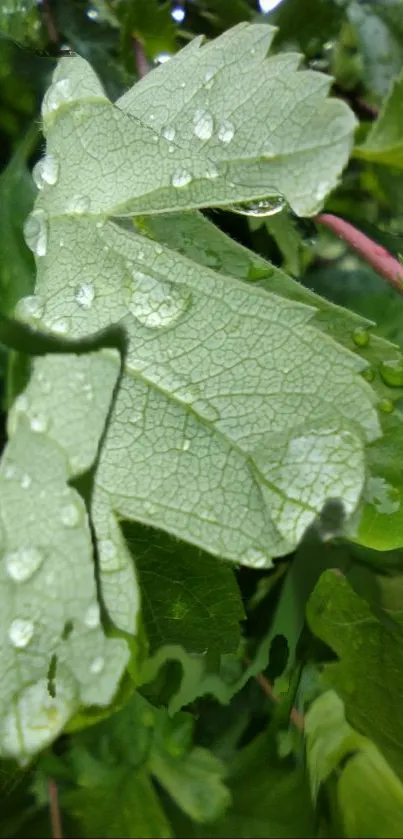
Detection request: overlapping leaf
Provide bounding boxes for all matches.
[0,353,129,761]
[1,25,384,760]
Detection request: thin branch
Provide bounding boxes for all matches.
[315,213,403,294]
[42,0,59,45]
[48,778,63,839]
[133,37,150,79]
[254,670,305,732]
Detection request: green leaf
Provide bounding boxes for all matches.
[15,38,380,642]
[178,730,316,838]
[64,766,172,838]
[124,523,244,655]
[140,210,403,552]
[307,570,403,779]
[150,746,230,824]
[355,72,403,168]
[347,0,403,103]
[41,25,356,218]
[0,0,43,45]
[0,353,129,761]
[0,125,37,315]
[305,690,403,838]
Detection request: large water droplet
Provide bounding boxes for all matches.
[23,210,48,257]
[5,547,44,582]
[60,501,82,528]
[33,155,60,189]
[228,196,286,217]
[1,676,76,759]
[162,125,176,142]
[130,273,190,328]
[75,282,95,309]
[380,358,403,388]
[352,326,370,347]
[8,618,34,648]
[42,77,73,118]
[15,295,44,323]
[66,195,91,214]
[217,120,234,144]
[90,655,105,674]
[193,108,214,141]
[84,603,100,629]
[171,170,192,188]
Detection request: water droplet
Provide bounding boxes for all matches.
[90,655,104,674]
[23,210,48,257]
[66,194,91,214]
[171,5,185,22]
[5,547,44,582]
[193,108,214,141]
[379,397,395,414]
[362,367,374,382]
[75,282,95,309]
[60,502,82,528]
[42,77,73,118]
[315,181,330,203]
[15,295,44,323]
[217,120,234,144]
[380,358,403,388]
[353,326,370,347]
[8,618,34,648]
[13,394,29,415]
[82,383,94,401]
[168,144,175,153]
[99,539,120,571]
[49,318,69,336]
[130,273,190,328]
[144,500,156,516]
[162,125,176,141]
[1,677,76,758]
[228,196,286,217]
[20,473,31,490]
[155,244,163,255]
[181,438,191,451]
[171,170,192,188]
[84,603,100,629]
[204,69,214,89]
[33,155,59,189]
[87,6,99,20]
[30,413,49,434]
[243,547,268,568]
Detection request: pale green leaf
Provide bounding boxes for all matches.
[39,24,356,218]
[0,353,129,761]
[139,210,403,552]
[355,72,403,168]
[307,570,403,779]
[348,0,403,102]
[305,690,403,838]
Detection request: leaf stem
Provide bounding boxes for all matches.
[42,0,58,44]
[315,213,403,293]
[133,37,150,78]
[254,670,305,732]
[48,778,63,839]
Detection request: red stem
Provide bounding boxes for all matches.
[316,213,403,294]
[48,778,63,839]
[133,37,150,79]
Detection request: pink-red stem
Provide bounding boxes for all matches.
[316,213,403,294]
